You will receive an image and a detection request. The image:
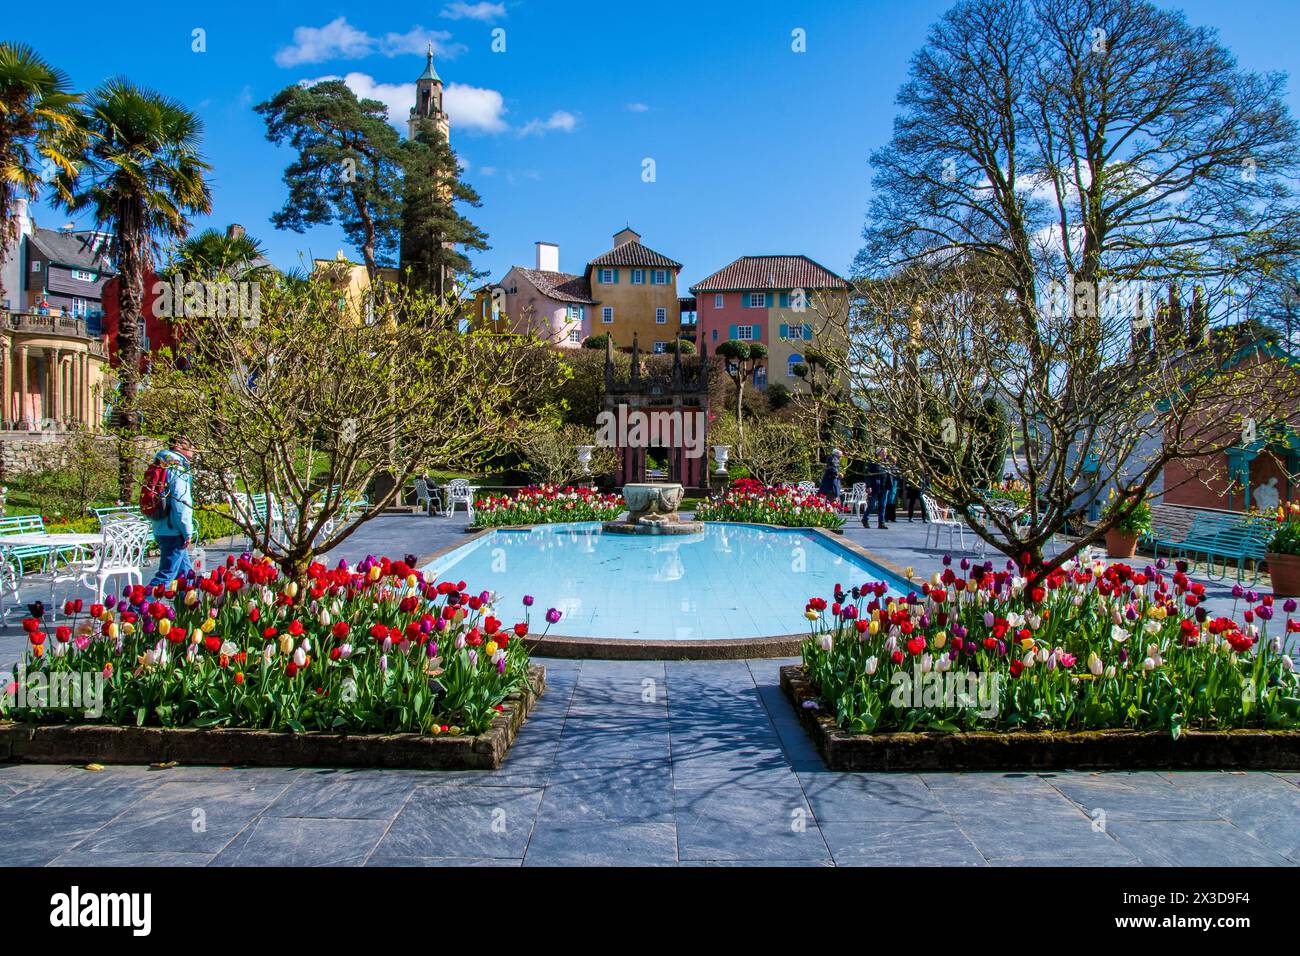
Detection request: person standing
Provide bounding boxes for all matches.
[818,448,843,503]
[144,436,196,588]
[864,453,889,529]
[906,472,929,522]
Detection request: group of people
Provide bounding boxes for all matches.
[817,449,927,529]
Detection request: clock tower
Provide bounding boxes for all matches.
[408,42,450,142]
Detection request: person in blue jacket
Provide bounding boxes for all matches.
[148,436,196,588]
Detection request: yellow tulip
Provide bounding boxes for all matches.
[201,618,216,634]
[868,620,880,635]
[406,573,418,588]
[933,630,947,648]
[158,619,171,637]
[191,629,203,644]
[484,641,498,656]
[121,622,135,636]
[805,610,819,621]
[107,623,119,639]
[905,566,914,579]
[286,581,300,598]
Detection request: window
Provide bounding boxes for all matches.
[788,352,805,378]
[602,306,614,324]
[600,268,616,284]
[788,324,804,340]
[567,304,585,321]
[714,294,724,309]
[31,261,41,272]
[736,325,754,341]
[631,269,645,284]
[753,365,766,388]
[652,269,668,285]
[71,269,97,282]
[748,292,767,308]
[655,308,667,324]
[72,298,88,316]
[568,329,582,344]
[653,341,667,354]
[711,329,718,341]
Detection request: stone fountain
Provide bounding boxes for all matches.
[603,482,704,535]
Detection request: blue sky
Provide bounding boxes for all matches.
[9,0,1300,288]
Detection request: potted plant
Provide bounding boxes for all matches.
[1267,503,1300,597]
[1102,490,1151,558]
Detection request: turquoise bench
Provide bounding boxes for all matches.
[1148,509,1272,583]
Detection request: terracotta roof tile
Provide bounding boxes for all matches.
[587,239,682,270]
[690,255,848,292]
[515,268,594,304]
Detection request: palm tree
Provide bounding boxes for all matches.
[0,43,83,306]
[56,78,211,495]
[168,227,269,280]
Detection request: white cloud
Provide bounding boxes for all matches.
[301,73,508,135]
[380,26,463,59]
[478,166,497,176]
[626,102,650,113]
[440,2,506,21]
[446,82,509,133]
[519,110,578,136]
[276,18,461,67]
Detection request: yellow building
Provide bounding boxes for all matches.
[1,312,109,430]
[310,253,402,323]
[585,228,682,351]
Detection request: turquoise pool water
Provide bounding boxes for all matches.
[423,522,910,641]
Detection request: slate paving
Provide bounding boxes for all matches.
[1,512,1297,866]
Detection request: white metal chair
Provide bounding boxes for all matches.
[444,479,474,519]
[841,482,868,515]
[66,519,150,601]
[0,554,21,625]
[923,493,977,553]
[797,481,817,494]
[413,478,442,516]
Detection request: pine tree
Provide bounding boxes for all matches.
[399,118,489,302]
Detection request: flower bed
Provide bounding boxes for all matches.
[696,479,845,529]
[2,555,558,738]
[799,555,1300,736]
[472,484,623,528]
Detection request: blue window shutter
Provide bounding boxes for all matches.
[613,269,619,284]
[765,293,773,307]
[752,324,761,340]
[803,323,813,339]
[739,294,747,309]
[728,324,738,339]
[779,323,789,338]
[779,293,789,308]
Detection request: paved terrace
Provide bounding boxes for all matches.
[1,513,1297,866]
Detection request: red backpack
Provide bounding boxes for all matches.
[139,459,171,519]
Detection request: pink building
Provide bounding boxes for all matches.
[691,255,850,387]
[478,242,593,348]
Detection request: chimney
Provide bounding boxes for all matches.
[613,227,640,247]
[535,241,559,273]
[227,223,246,239]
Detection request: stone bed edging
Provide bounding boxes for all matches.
[0,665,545,771]
[780,664,1300,771]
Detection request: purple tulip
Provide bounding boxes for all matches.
[1286,599,1297,613]
[523,595,534,607]
[546,608,562,625]
[1258,606,1274,621]
[497,657,506,674]
[942,554,952,566]
[1232,584,1245,599]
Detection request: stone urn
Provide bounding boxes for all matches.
[604,482,703,535]
[1267,552,1300,597]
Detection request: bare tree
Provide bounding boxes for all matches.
[139,275,556,577]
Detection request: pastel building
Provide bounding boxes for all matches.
[475,242,593,347]
[691,255,850,387]
[585,228,682,351]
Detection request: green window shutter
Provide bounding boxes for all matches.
[765,293,774,307]
[752,324,761,340]
[779,323,789,338]
[613,269,620,284]
[728,324,738,339]
[779,293,789,308]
